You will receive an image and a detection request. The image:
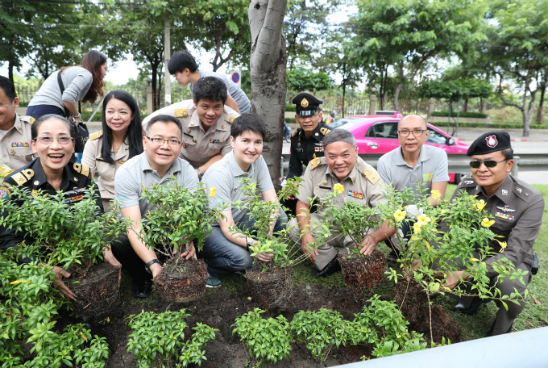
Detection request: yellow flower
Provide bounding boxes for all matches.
[394,209,406,222]
[481,218,495,228]
[10,279,28,285]
[495,239,508,253]
[413,222,422,234]
[333,183,344,194]
[424,241,431,251]
[209,187,216,198]
[475,200,486,212]
[417,214,431,226]
[431,190,441,200]
[469,257,479,262]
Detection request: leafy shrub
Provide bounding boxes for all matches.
[127,309,217,368]
[232,308,293,367]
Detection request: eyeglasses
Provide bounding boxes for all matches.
[398,129,427,137]
[35,136,74,145]
[146,136,181,146]
[469,159,507,168]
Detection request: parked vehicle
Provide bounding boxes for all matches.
[332,111,470,183]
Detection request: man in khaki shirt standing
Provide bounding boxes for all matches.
[142,76,239,179]
[0,76,34,176]
[289,129,395,277]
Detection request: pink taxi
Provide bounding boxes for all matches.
[330,111,470,182]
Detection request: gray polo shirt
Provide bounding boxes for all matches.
[202,151,273,224]
[377,145,448,197]
[190,70,251,113]
[114,152,199,215]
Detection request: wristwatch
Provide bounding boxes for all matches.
[246,238,255,250]
[145,258,161,273]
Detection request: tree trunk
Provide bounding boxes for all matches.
[342,81,346,118]
[480,97,487,114]
[249,0,287,186]
[163,15,172,106]
[522,90,537,137]
[536,81,546,125]
[393,83,402,112]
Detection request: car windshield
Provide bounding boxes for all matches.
[330,119,363,130]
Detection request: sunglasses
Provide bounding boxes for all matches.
[469,159,507,168]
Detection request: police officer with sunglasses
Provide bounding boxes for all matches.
[446,131,544,336]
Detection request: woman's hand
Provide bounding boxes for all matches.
[52,266,77,301]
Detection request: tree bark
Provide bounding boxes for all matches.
[163,15,172,106]
[536,80,546,125]
[249,0,287,186]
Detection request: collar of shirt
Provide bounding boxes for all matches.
[299,123,325,142]
[469,174,512,205]
[395,146,429,167]
[31,158,77,191]
[325,161,359,185]
[227,151,256,178]
[141,154,182,177]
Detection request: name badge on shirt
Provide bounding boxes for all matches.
[495,211,514,222]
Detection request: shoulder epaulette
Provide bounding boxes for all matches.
[174,108,189,118]
[228,116,236,124]
[291,129,298,137]
[362,167,380,184]
[73,163,90,177]
[459,177,476,188]
[89,130,103,140]
[309,157,321,170]
[11,169,34,186]
[320,127,331,135]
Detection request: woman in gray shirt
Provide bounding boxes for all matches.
[26,50,107,126]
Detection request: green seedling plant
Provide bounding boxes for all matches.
[0,185,128,272]
[0,250,109,367]
[127,309,217,368]
[139,181,220,259]
[233,178,308,270]
[381,186,527,342]
[232,308,293,367]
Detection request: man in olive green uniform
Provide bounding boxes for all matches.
[142,77,239,179]
[448,131,544,336]
[289,129,395,276]
[0,76,34,176]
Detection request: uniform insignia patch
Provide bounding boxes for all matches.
[11,142,30,147]
[301,98,309,108]
[228,116,236,124]
[174,109,188,118]
[291,129,298,137]
[11,172,28,185]
[309,157,321,170]
[319,127,331,135]
[362,167,379,184]
[210,138,225,144]
[89,131,103,140]
[29,117,35,124]
[348,190,364,199]
[495,211,514,221]
[497,205,516,213]
[516,187,522,193]
[314,145,324,153]
[463,180,474,185]
[117,159,125,165]
[501,189,508,196]
[73,163,82,173]
[0,184,11,200]
[485,135,498,148]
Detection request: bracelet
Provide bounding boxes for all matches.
[145,258,160,273]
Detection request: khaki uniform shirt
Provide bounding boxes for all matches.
[452,175,544,275]
[142,99,239,168]
[297,156,387,218]
[0,114,35,174]
[81,130,130,201]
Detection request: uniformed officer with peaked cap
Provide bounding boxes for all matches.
[287,92,332,179]
[449,131,544,335]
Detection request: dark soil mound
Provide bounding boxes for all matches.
[338,249,386,292]
[154,257,208,303]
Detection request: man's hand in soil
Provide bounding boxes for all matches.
[149,262,163,281]
[172,242,197,260]
[359,234,377,256]
[301,233,318,262]
[52,266,77,301]
[444,270,466,290]
[103,246,122,282]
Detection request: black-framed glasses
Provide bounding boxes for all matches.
[35,136,74,145]
[146,136,181,146]
[469,159,507,168]
[398,129,427,137]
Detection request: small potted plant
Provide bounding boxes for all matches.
[139,181,219,303]
[0,185,128,318]
[233,178,309,309]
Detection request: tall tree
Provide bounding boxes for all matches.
[249,0,287,184]
[349,0,488,111]
[487,0,548,135]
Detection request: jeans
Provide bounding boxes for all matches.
[202,209,288,277]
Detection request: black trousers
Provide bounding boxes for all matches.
[110,233,151,287]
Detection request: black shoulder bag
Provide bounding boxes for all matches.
[57,71,89,153]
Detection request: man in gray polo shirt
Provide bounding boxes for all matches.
[112,114,199,297]
[377,115,448,205]
[377,114,448,250]
[201,113,287,287]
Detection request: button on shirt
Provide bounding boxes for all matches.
[142,99,239,168]
[114,152,199,216]
[202,151,274,224]
[297,157,386,219]
[0,114,34,172]
[377,145,448,198]
[81,131,130,200]
[452,175,544,275]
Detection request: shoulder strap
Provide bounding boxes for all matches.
[57,71,65,93]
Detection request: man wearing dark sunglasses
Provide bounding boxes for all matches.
[446,131,544,336]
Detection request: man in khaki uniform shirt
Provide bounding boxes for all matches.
[142,76,239,179]
[289,129,395,276]
[0,76,34,176]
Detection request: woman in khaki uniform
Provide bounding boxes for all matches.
[82,90,143,210]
